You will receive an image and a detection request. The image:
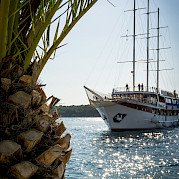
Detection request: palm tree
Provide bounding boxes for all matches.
[0,0,97,178]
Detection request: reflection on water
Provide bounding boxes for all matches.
[57,117,179,179]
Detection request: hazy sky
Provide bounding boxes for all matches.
[40,0,179,106]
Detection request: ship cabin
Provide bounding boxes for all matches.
[111,91,179,110]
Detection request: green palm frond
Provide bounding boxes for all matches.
[23,0,64,71]
[0,0,10,62]
[37,0,98,77]
[0,0,98,81]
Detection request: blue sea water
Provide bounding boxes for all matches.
[56,117,179,179]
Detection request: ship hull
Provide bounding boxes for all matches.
[94,100,179,131]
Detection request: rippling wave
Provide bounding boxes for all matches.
[57,117,179,179]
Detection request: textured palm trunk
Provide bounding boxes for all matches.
[0,63,71,178]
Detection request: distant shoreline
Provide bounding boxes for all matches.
[53,105,100,117]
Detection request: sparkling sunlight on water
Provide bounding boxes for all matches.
[57,117,179,179]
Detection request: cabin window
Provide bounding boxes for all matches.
[169,111,172,116]
[166,98,172,104]
[173,110,176,116]
[172,99,177,105]
[159,110,162,115]
[161,110,164,115]
[159,96,165,103]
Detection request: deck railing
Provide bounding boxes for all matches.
[113,86,160,93]
[113,86,177,97]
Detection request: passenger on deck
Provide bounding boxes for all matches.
[138,84,140,91]
[126,84,129,91]
[141,83,144,91]
[174,90,176,97]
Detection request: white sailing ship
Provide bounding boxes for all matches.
[84,0,179,131]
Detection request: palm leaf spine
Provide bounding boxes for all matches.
[0,0,10,63]
[37,0,98,78]
[7,0,18,55]
[12,0,20,50]
[23,0,63,71]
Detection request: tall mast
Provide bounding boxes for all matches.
[146,0,149,91]
[157,8,160,93]
[133,0,136,91]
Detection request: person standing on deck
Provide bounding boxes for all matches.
[138,84,140,91]
[126,84,129,91]
[141,83,144,91]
